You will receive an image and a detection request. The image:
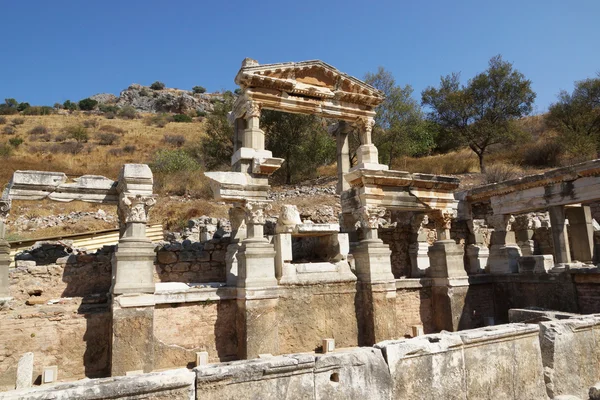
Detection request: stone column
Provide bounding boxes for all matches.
[236,200,279,359]
[566,206,594,263]
[111,164,157,376]
[353,117,387,171]
[0,199,11,299]
[465,219,489,274]
[352,205,397,345]
[336,121,351,194]
[232,101,265,173]
[487,214,521,274]
[225,206,247,286]
[513,214,536,256]
[549,205,571,267]
[408,213,430,278]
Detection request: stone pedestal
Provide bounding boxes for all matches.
[409,242,430,277]
[488,215,521,274]
[427,239,466,278]
[111,298,155,376]
[549,205,571,266]
[465,244,489,274]
[112,238,155,295]
[566,206,594,263]
[0,239,10,299]
[353,239,397,345]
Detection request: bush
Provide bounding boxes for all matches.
[99,104,118,114]
[196,110,207,118]
[63,100,78,111]
[29,125,49,135]
[521,140,563,167]
[22,106,54,115]
[83,119,99,128]
[172,114,193,123]
[0,143,12,157]
[107,148,123,157]
[97,132,119,145]
[192,86,206,94]
[11,117,25,125]
[118,106,138,120]
[484,163,521,184]
[0,116,6,124]
[17,102,30,112]
[150,149,200,174]
[35,133,52,142]
[122,144,136,153]
[2,126,16,135]
[8,137,23,148]
[64,125,89,143]
[0,105,18,115]
[78,98,98,111]
[54,133,68,142]
[105,112,116,119]
[99,124,126,134]
[163,134,186,147]
[145,113,172,127]
[30,142,84,155]
[150,81,165,90]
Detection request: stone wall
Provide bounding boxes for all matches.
[394,284,434,336]
[574,273,600,314]
[154,239,229,283]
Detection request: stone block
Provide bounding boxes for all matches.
[322,338,335,354]
[42,366,58,384]
[518,255,554,274]
[156,251,178,265]
[171,262,190,273]
[15,352,33,389]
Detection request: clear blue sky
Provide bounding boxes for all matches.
[1,0,598,112]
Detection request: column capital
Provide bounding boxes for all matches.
[244,99,262,119]
[487,214,515,231]
[119,193,157,224]
[354,205,386,230]
[0,199,11,224]
[430,208,457,240]
[243,201,272,225]
[356,116,375,145]
[410,213,429,234]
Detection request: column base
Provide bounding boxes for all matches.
[356,280,397,346]
[352,239,395,283]
[237,238,277,289]
[466,244,489,274]
[236,296,279,359]
[409,242,430,277]
[112,239,156,295]
[427,240,466,278]
[488,244,521,274]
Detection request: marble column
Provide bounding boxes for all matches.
[487,214,521,274]
[409,213,430,278]
[352,117,387,171]
[236,200,279,359]
[566,206,594,263]
[0,199,11,299]
[336,121,351,194]
[352,205,397,346]
[465,219,489,274]
[549,205,571,267]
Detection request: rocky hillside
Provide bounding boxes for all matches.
[90,84,226,115]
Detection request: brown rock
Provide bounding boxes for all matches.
[157,251,178,264]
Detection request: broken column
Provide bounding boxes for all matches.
[465,219,489,274]
[0,199,11,299]
[352,205,397,345]
[352,117,388,171]
[236,200,279,359]
[111,164,157,376]
[408,213,430,277]
[513,213,537,256]
[225,206,247,286]
[566,205,594,264]
[549,205,571,269]
[487,214,521,274]
[335,121,352,194]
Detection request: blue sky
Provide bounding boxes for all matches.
[1,0,598,112]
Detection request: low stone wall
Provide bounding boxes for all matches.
[0,368,195,400]
[375,324,548,399]
[394,281,434,336]
[574,273,600,314]
[539,315,600,399]
[154,239,229,283]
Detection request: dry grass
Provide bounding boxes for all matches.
[394,149,479,175]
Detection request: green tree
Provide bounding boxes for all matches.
[63,100,78,111]
[546,74,600,157]
[150,81,166,90]
[17,102,30,112]
[365,67,433,168]
[78,98,98,111]
[4,99,17,108]
[199,92,236,169]
[262,110,335,184]
[422,55,536,172]
[192,86,207,94]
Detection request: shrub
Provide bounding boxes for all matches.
[484,163,521,184]
[192,86,206,94]
[35,133,53,142]
[521,140,563,167]
[83,119,99,128]
[64,125,89,142]
[145,113,172,127]
[78,98,98,111]
[150,81,165,90]
[0,143,12,157]
[99,104,118,114]
[2,126,15,135]
[29,125,49,135]
[0,105,18,115]
[97,132,119,145]
[118,106,138,119]
[99,125,126,134]
[53,102,63,110]
[150,149,200,174]
[63,100,78,111]
[172,114,193,123]
[22,106,54,115]
[11,117,25,125]
[17,102,30,112]
[54,133,68,142]
[59,142,85,154]
[0,116,6,124]
[122,144,136,153]
[105,112,116,119]
[8,137,23,148]
[107,148,123,157]
[196,110,207,118]
[163,134,186,147]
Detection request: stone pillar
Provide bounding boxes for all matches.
[236,200,279,359]
[566,206,594,263]
[232,101,265,173]
[465,219,489,274]
[352,117,388,171]
[111,164,157,376]
[487,214,521,274]
[352,205,397,345]
[226,206,247,286]
[513,214,536,256]
[336,122,351,194]
[549,205,571,267]
[0,199,11,299]
[408,213,430,278]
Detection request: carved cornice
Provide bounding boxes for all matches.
[119,194,157,224]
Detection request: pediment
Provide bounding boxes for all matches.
[235,58,384,107]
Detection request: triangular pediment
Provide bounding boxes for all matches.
[235,58,384,106]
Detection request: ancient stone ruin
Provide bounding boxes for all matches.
[2,59,600,399]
